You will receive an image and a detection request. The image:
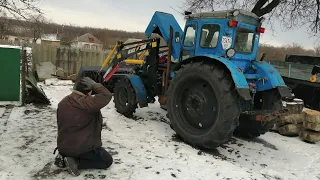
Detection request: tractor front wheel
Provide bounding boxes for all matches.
[113,77,137,117]
[167,62,241,149]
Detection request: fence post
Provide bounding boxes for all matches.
[21,47,27,106]
[288,63,292,77]
[56,47,60,72]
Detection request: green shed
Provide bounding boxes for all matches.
[0,45,22,106]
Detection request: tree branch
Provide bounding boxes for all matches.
[0,0,41,20]
[182,0,320,36]
[253,0,281,17]
[312,0,320,33]
[251,0,268,14]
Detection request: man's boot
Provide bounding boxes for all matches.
[64,157,80,176]
[54,154,66,168]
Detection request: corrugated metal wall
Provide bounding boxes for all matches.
[32,44,110,76]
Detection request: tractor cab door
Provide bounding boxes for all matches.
[181,22,197,61]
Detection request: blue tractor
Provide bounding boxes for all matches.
[75,9,292,149]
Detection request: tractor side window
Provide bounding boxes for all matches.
[200,24,220,48]
[234,28,255,53]
[183,25,196,47]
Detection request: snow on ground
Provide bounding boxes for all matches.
[0,79,319,180]
[0,108,5,117]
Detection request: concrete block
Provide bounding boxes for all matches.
[299,130,320,143]
[303,110,320,124]
[36,61,64,81]
[278,124,303,136]
[303,121,320,132]
[279,114,304,124]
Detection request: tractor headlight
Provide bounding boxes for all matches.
[226,48,236,58]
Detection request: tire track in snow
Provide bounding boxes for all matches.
[0,106,13,139]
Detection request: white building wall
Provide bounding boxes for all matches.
[71,42,103,50]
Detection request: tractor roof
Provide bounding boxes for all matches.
[186,9,261,26]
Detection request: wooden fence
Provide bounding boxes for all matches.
[31,44,110,77]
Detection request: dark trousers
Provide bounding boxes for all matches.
[76,147,113,170]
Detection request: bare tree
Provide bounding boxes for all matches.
[0,12,11,39]
[0,0,41,19]
[28,14,46,42]
[314,45,320,56]
[183,0,320,35]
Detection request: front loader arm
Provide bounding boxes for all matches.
[100,38,160,82]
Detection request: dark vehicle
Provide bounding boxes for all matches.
[270,57,320,110]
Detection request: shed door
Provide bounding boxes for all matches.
[0,47,21,102]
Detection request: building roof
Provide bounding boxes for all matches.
[72,33,103,44]
[122,38,143,50]
[41,34,60,42]
[124,38,143,44]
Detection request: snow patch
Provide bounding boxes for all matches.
[293,98,303,102]
[0,78,319,180]
[0,108,5,117]
[39,80,73,109]
[41,34,60,42]
[303,107,312,111]
[0,45,21,49]
[44,78,73,86]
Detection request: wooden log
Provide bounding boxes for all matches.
[299,130,320,143]
[303,121,320,132]
[278,124,303,137]
[303,109,320,124]
[279,113,304,124]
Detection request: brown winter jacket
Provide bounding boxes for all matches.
[56,83,112,157]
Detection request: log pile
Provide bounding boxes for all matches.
[271,99,320,143]
[299,110,320,143]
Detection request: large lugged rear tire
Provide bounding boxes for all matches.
[113,77,137,117]
[233,89,283,138]
[167,62,241,149]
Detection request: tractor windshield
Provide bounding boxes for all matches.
[234,28,255,54]
[200,24,220,48]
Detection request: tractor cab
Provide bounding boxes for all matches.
[181,10,264,62]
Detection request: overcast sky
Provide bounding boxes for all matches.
[38,0,317,49]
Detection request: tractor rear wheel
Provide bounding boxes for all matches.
[233,89,283,138]
[167,62,241,149]
[113,77,137,117]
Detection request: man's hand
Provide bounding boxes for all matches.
[81,77,97,91]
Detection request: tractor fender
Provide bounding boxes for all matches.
[251,61,287,89]
[251,61,292,98]
[114,74,148,108]
[174,55,251,100]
